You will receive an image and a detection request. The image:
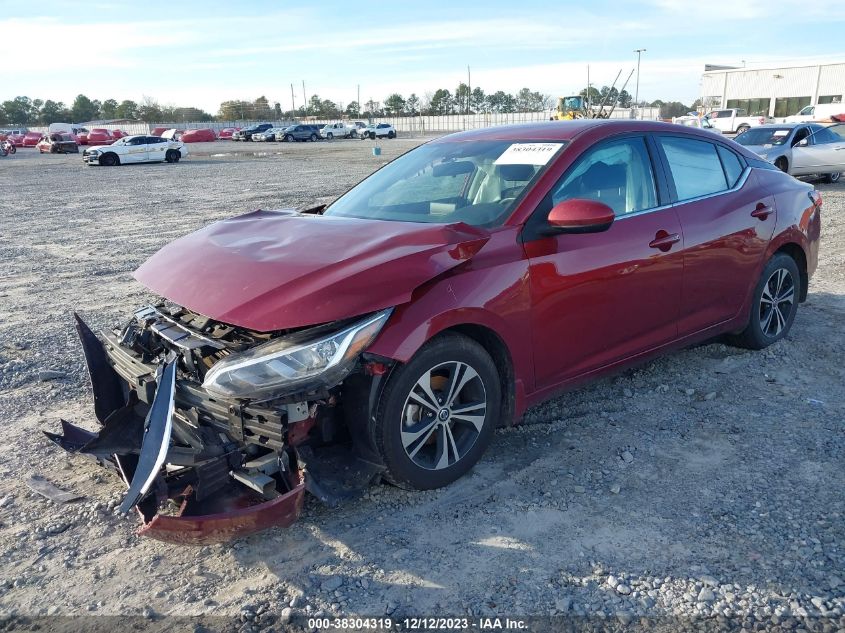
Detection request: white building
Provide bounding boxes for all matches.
[700,61,845,119]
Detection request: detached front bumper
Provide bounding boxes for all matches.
[46,314,311,545]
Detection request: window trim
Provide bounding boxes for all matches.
[651,133,750,207]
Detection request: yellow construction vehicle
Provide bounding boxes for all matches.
[554,95,586,120]
[553,69,635,120]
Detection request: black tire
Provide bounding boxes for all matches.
[369,132,376,140]
[825,172,841,184]
[387,130,396,139]
[284,134,293,142]
[374,333,500,490]
[728,253,801,350]
[774,157,788,173]
[310,133,317,141]
[99,153,119,166]
[326,132,333,140]
[735,125,749,136]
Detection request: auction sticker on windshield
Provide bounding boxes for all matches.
[494,143,562,165]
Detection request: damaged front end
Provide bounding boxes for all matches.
[47,306,392,544]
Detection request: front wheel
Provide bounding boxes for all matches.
[374,333,500,490]
[99,153,119,166]
[165,149,180,163]
[735,125,749,136]
[728,253,800,349]
[284,134,293,142]
[326,132,333,140]
[774,157,788,173]
[825,172,841,184]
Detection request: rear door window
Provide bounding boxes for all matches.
[716,145,745,187]
[658,137,728,201]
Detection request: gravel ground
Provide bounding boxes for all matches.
[0,138,843,632]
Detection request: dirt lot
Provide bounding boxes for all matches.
[0,137,843,631]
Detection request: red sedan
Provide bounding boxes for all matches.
[55,120,820,543]
[217,127,239,140]
[180,128,216,143]
[21,132,42,147]
[86,129,117,145]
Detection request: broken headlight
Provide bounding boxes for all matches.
[202,309,392,400]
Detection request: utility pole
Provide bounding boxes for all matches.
[634,48,646,119]
[302,80,307,116]
[357,84,360,116]
[290,83,295,115]
[467,65,471,114]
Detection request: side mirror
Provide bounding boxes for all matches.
[796,138,809,147]
[547,199,615,234]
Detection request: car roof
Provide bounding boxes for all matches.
[435,120,722,142]
[756,122,825,129]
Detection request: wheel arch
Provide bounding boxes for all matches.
[440,323,516,428]
[369,308,528,426]
[98,152,119,165]
[774,242,808,302]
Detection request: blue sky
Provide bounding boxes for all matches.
[3,0,845,113]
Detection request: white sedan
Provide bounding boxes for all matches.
[358,123,397,139]
[83,135,188,166]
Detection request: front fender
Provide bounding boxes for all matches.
[366,229,533,416]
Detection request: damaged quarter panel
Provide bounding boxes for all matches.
[133,209,490,332]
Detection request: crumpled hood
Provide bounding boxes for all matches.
[134,209,490,332]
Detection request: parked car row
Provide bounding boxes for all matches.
[230,121,397,142]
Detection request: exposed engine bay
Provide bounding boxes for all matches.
[46,304,393,544]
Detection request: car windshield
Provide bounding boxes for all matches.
[324,139,565,227]
[734,128,792,146]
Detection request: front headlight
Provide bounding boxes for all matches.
[87,150,99,156]
[202,309,392,400]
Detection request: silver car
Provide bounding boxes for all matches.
[734,123,845,183]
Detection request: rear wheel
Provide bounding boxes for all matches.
[99,153,119,166]
[728,253,800,349]
[387,130,396,139]
[310,133,318,141]
[375,333,500,490]
[825,172,841,184]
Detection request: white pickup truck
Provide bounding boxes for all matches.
[320,122,357,139]
[704,108,772,135]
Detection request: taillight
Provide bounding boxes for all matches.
[810,190,823,209]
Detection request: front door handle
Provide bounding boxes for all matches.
[649,231,681,252]
[751,203,774,220]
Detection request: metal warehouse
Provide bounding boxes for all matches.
[700,61,845,118]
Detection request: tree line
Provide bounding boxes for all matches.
[0,94,214,126]
[1,87,698,126]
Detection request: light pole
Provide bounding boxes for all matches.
[634,48,646,119]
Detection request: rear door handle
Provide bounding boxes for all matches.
[649,231,681,251]
[751,203,774,219]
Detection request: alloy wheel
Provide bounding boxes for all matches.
[400,361,487,471]
[759,267,795,338]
